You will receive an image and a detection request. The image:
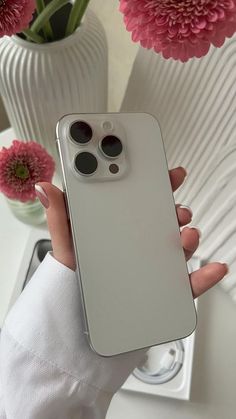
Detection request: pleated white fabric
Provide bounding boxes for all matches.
[121,36,236,302]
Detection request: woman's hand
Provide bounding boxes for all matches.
[35,167,228,298]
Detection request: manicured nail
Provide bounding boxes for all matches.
[180,167,187,178]
[190,226,202,238]
[35,184,49,209]
[179,205,193,217]
[222,263,229,274]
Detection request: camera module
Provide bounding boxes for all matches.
[70,121,93,144]
[100,135,123,158]
[74,152,98,176]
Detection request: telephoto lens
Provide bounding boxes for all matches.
[70,121,93,144]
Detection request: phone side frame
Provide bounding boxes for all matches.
[55,134,92,346]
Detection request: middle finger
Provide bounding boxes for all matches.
[176,204,192,226]
[181,226,201,261]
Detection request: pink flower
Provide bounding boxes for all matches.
[0,0,36,38]
[120,0,236,62]
[0,140,55,202]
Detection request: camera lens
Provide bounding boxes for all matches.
[74,152,98,176]
[100,135,123,158]
[70,121,92,144]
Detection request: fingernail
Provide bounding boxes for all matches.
[179,205,193,217]
[180,167,187,178]
[190,226,202,238]
[222,263,229,275]
[35,184,49,209]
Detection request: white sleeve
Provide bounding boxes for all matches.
[0,338,6,419]
[0,252,113,419]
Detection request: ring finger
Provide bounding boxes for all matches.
[181,226,200,261]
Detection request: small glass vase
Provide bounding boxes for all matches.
[6,196,46,226]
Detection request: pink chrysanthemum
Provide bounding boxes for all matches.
[0,140,55,202]
[0,0,36,38]
[120,0,236,62]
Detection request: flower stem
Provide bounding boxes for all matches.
[76,0,90,26]
[36,0,44,13]
[36,0,54,41]
[22,29,45,44]
[66,0,90,36]
[31,0,68,34]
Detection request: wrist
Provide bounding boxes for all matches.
[51,251,76,271]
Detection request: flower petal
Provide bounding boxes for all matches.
[119,0,236,62]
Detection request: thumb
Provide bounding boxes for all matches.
[35,182,76,271]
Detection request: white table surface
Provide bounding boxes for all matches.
[1,128,236,419]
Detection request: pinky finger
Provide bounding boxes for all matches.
[190,262,228,299]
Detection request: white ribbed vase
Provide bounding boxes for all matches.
[0,10,108,164]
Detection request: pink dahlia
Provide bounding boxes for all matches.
[0,0,36,38]
[0,140,55,202]
[120,0,236,62]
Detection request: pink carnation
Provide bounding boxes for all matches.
[120,0,236,62]
[0,140,55,202]
[0,0,36,38]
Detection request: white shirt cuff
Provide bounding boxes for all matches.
[1,251,113,419]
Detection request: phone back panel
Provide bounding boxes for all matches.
[56,113,197,356]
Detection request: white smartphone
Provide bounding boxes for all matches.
[56,112,197,357]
